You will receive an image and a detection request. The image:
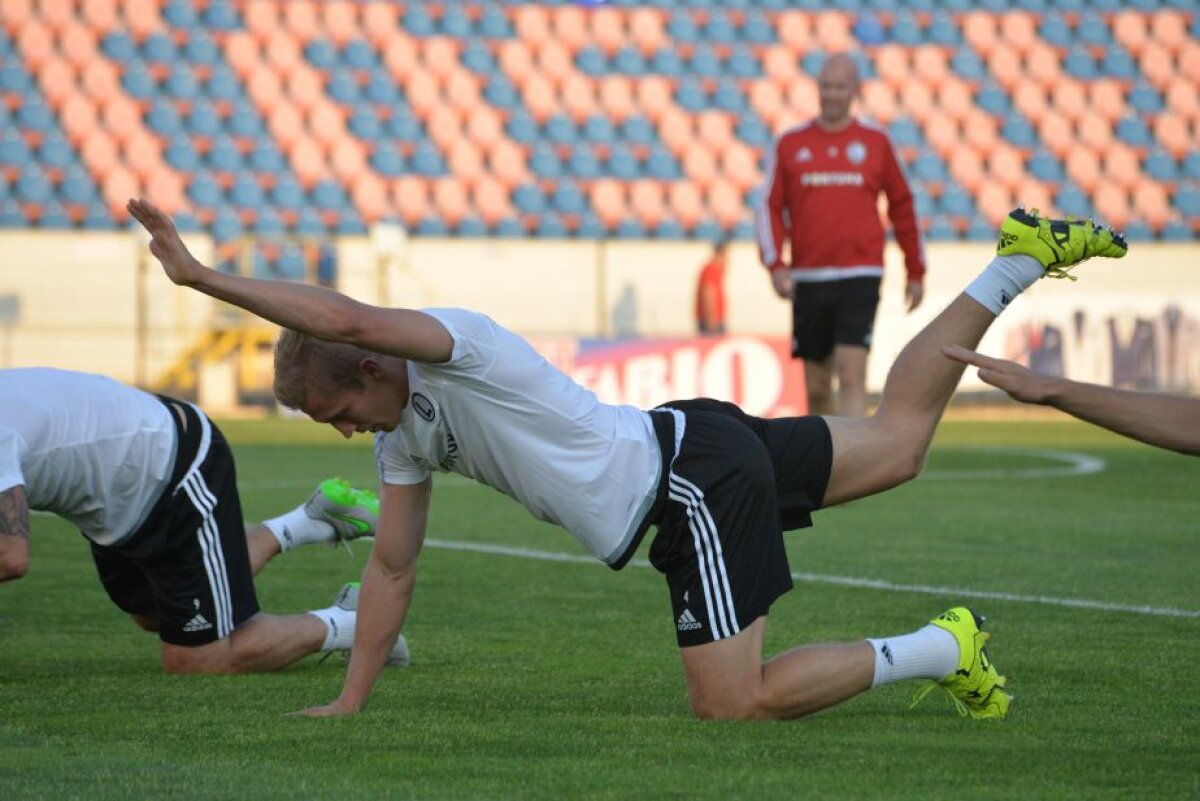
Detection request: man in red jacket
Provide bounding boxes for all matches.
[756,53,926,416]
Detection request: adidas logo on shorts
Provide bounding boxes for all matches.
[676,608,703,632]
[183,613,213,633]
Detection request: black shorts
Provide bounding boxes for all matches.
[639,398,833,648]
[89,398,259,646]
[791,276,882,361]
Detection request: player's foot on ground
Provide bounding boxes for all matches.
[910,607,1011,720]
[333,581,410,667]
[304,478,379,546]
[997,207,1128,279]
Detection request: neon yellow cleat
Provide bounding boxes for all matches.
[911,607,1012,720]
[304,477,380,546]
[997,207,1128,280]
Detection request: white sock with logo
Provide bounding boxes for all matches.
[309,606,356,652]
[866,624,959,688]
[263,506,333,552]
[964,254,1045,315]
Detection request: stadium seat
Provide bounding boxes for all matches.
[1142,147,1180,182]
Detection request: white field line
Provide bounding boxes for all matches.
[423,538,1200,620]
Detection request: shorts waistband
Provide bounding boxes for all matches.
[607,408,677,571]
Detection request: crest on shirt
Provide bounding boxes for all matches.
[411,393,436,422]
[827,146,839,158]
[795,147,812,162]
[846,140,867,165]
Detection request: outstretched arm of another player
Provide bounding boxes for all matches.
[294,479,432,718]
[944,345,1200,456]
[0,485,31,581]
[127,198,453,363]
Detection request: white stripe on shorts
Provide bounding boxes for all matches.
[182,471,233,638]
[668,473,740,640]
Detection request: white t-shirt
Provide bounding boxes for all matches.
[0,368,176,546]
[376,309,661,565]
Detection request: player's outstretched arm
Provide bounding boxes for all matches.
[0,485,31,581]
[127,198,452,364]
[943,345,1200,456]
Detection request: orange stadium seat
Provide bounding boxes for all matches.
[120,0,162,40]
[786,76,820,120]
[1092,184,1131,230]
[282,0,320,43]
[815,11,852,52]
[3,0,32,34]
[465,106,503,149]
[60,93,97,143]
[721,142,761,192]
[598,75,635,124]
[696,111,734,154]
[628,7,666,57]
[391,175,430,227]
[351,172,389,223]
[80,0,118,34]
[267,103,303,149]
[777,11,813,53]
[1103,144,1141,193]
[1037,111,1073,157]
[266,31,303,74]
[101,95,141,144]
[519,74,558,124]
[963,110,1000,156]
[591,6,626,56]
[321,0,361,46]
[1152,112,1193,159]
[123,129,163,178]
[38,57,74,108]
[309,102,347,149]
[80,58,118,102]
[749,81,785,127]
[514,4,551,43]
[80,129,118,178]
[629,179,666,230]
[330,137,367,184]
[634,75,673,122]
[874,44,909,90]
[1077,115,1113,153]
[985,44,1021,91]
[948,148,984,192]
[1165,77,1199,121]
[446,70,483,116]
[976,183,1012,226]
[961,11,999,56]
[658,107,694,157]
[101,165,140,216]
[288,136,326,187]
[912,47,949,88]
[1152,10,1188,54]
[424,37,461,82]
[499,40,535,88]
[936,79,972,122]
[1052,79,1088,122]
[709,179,744,230]
[1138,43,1173,90]
[590,178,627,230]
[536,40,574,87]
[1014,177,1054,218]
[999,12,1037,55]
[761,46,800,84]
[17,19,52,70]
[1113,10,1149,56]
[473,176,512,226]
[987,144,1025,192]
[1131,179,1171,230]
[244,0,280,41]
[1065,148,1102,193]
[446,140,484,187]
[682,143,718,190]
[1089,79,1128,123]
[1179,43,1200,85]
[425,106,462,150]
[1024,42,1063,91]
[247,69,284,113]
[668,181,704,230]
[561,72,598,123]
[406,72,443,120]
[362,2,398,47]
[898,81,934,124]
[59,23,98,70]
[145,169,185,216]
[924,115,959,158]
[39,0,74,32]
[487,139,529,188]
[551,4,589,52]
[432,177,470,227]
[225,32,262,78]
[861,80,897,125]
[383,36,420,82]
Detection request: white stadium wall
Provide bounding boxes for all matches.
[2,230,1196,412]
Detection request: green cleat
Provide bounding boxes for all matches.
[304,478,379,546]
[997,207,1128,280]
[911,607,1012,720]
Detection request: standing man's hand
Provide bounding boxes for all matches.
[905,279,925,312]
[127,198,208,287]
[770,269,794,300]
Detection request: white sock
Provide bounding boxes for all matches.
[866,624,959,688]
[308,606,356,651]
[263,506,333,552]
[964,254,1044,315]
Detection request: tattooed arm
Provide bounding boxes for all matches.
[0,485,30,581]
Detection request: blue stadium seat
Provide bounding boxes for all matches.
[146,98,182,136]
[294,207,327,235]
[613,47,647,76]
[255,206,285,235]
[1182,152,1200,181]
[569,144,603,179]
[544,115,578,145]
[165,134,199,171]
[667,10,701,44]
[276,244,306,279]
[1122,220,1154,241]
[183,30,220,66]
[461,39,495,74]
[530,143,563,179]
[645,145,680,180]
[910,185,936,218]
[703,9,737,44]
[975,81,1011,116]
[186,99,224,137]
[81,201,112,230]
[483,75,520,108]
[965,216,994,241]
[0,129,30,168]
[17,98,54,133]
[949,48,986,81]
[726,45,760,80]
[512,184,547,215]
[417,217,448,236]
[165,64,201,100]
[536,212,568,238]
[1014,0,1050,10]
[621,116,656,146]
[853,13,887,46]
[1054,183,1093,218]
[230,174,265,208]
[926,216,958,240]
[13,164,50,206]
[121,62,157,100]
[227,100,263,138]
[457,217,488,237]
[478,4,513,38]
[171,210,203,233]
[1099,47,1137,80]
[650,48,685,78]
[370,143,406,177]
[910,149,947,183]
[0,61,32,94]
[1115,116,1153,148]
[940,184,975,217]
[1142,148,1179,182]
[1001,116,1038,149]
[205,64,241,102]
[607,144,641,180]
[1128,81,1164,114]
[441,5,474,38]
[735,115,772,149]
[37,200,70,228]
[675,78,709,113]
[327,70,360,105]
[583,115,616,144]
[343,41,377,70]
[102,31,137,62]
[889,117,923,149]
[387,108,423,141]
[410,142,446,175]
[692,219,724,242]
[249,137,287,174]
[801,51,826,77]
[305,39,338,70]
[890,12,924,46]
[730,219,755,241]
[653,219,684,239]
[163,0,198,28]
[1124,0,1159,12]
[349,105,382,140]
[402,5,436,37]
[1027,148,1065,182]
[1176,185,1200,219]
[927,12,961,46]
[59,165,98,205]
[575,212,605,239]
[575,46,608,77]
[37,131,73,169]
[0,198,27,227]
[365,68,402,104]
[208,134,244,173]
[712,78,747,113]
[505,109,539,145]
[187,170,225,208]
[312,180,349,212]
[1063,46,1097,80]
[494,217,525,238]
[552,181,587,215]
[201,0,240,31]
[615,218,645,239]
[1038,12,1074,48]
[740,10,775,45]
[1160,220,1192,241]
[143,32,178,64]
[1076,12,1112,47]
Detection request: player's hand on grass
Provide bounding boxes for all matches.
[942,345,1058,405]
[127,198,208,287]
[289,700,361,718]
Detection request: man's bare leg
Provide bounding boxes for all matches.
[160,612,328,674]
[803,357,835,416]
[833,344,869,417]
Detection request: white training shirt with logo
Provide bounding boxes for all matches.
[376,309,661,566]
[0,368,175,546]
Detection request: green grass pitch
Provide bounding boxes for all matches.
[2,418,1197,800]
